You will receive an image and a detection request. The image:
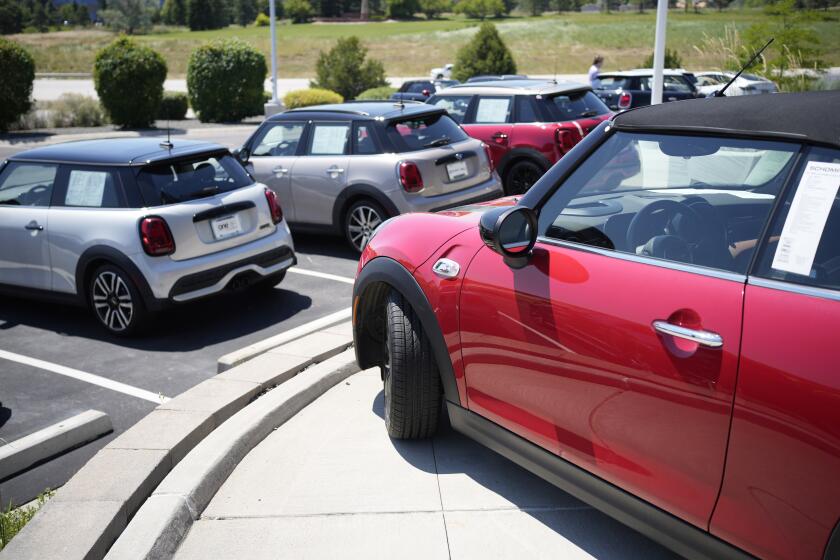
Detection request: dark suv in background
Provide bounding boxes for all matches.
[390,79,459,102]
[428,79,612,194]
[594,69,699,111]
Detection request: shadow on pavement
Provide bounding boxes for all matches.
[371,389,677,560]
[291,231,359,261]
[0,287,312,352]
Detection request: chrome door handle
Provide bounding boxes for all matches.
[491,132,508,140]
[24,221,44,231]
[272,166,289,176]
[326,166,345,174]
[653,320,723,348]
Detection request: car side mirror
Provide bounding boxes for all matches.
[233,147,250,165]
[479,206,538,268]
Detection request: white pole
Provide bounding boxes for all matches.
[269,0,278,104]
[651,0,668,105]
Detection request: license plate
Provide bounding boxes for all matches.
[446,160,469,182]
[211,214,243,240]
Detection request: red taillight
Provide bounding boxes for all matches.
[618,91,632,110]
[264,188,283,224]
[139,216,175,256]
[482,142,495,173]
[554,128,576,155]
[399,162,424,193]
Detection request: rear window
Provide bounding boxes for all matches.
[596,76,630,89]
[136,153,252,206]
[384,114,469,153]
[541,91,610,122]
[404,82,433,93]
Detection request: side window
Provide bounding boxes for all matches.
[0,163,57,207]
[474,96,512,124]
[62,168,123,208]
[664,76,692,93]
[638,77,651,91]
[307,123,350,156]
[755,147,840,291]
[515,96,539,123]
[353,124,379,155]
[430,95,471,124]
[252,122,305,156]
[537,132,799,274]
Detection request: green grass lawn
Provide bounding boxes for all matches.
[11,10,840,78]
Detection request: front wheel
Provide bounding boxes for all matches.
[504,160,545,196]
[345,199,387,253]
[383,290,441,439]
[89,264,147,336]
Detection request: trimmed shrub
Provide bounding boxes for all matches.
[94,37,166,128]
[311,36,388,100]
[0,38,35,132]
[356,85,397,100]
[285,0,313,23]
[158,91,189,120]
[254,12,270,25]
[642,48,683,69]
[453,0,505,19]
[187,39,267,122]
[283,88,343,109]
[452,22,516,81]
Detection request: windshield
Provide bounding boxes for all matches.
[136,153,252,206]
[541,91,610,122]
[384,114,469,152]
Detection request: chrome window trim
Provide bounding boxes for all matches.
[748,276,840,303]
[537,236,747,284]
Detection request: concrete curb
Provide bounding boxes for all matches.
[105,349,360,560]
[0,322,354,560]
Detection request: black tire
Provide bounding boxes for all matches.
[383,290,441,439]
[253,270,286,292]
[88,264,148,336]
[504,159,545,196]
[345,199,387,253]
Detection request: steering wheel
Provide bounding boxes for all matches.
[626,199,712,264]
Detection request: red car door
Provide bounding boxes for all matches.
[710,147,840,560]
[462,95,514,168]
[459,131,799,529]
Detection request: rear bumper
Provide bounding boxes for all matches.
[391,174,504,215]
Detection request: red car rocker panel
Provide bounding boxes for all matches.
[353,91,840,560]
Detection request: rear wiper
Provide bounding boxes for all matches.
[424,137,451,148]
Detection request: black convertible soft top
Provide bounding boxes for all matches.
[612,90,840,149]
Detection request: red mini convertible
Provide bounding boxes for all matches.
[353,91,840,560]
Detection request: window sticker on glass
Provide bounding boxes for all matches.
[66,170,107,207]
[475,98,510,123]
[772,162,840,276]
[311,126,349,155]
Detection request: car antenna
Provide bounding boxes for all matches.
[160,119,174,150]
[715,37,774,97]
[552,58,558,84]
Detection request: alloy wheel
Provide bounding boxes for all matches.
[347,205,383,252]
[507,163,543,196]
[92,270,134,333]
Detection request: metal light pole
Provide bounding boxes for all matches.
[265,0,283,115]
[651,0,668,105]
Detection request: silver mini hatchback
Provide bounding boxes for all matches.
[237,101,504,251]
[0,138,296,335]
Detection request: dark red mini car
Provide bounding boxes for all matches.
[428,79,612,195]
[353,91,840,560]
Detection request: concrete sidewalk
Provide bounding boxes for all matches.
[173,369,678,559]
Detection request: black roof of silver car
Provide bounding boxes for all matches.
[8,138,227,166]
[278,101,442,121]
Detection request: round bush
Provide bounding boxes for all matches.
[187,39,267,123]
[283,88,343,109]
[0,38,35,132]
[254,12,270,26]
[158,91,189,120]
[94,38,167,128]
[285,0,313,23]
[453,22,516,82]
[356,86,396,100]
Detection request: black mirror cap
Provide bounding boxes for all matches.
[479,206,538,267]
[233,147,250,164]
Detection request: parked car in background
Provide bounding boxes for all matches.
[353,90,840,560]
[428,79,612,194]
[430,63,453,80]
[695,71,779,97]
[594,69,699,111]
[0,139,295,335]
[237,101,502,252]
[390,79,459,103]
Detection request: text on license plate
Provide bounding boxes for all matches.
[446,160,469,181]
[211,214,243,240]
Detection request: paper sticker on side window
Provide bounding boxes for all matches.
[66,170,107,207]
[772,162,840,276]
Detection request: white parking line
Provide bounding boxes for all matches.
[287,268,355,285]
[0,349,170,404]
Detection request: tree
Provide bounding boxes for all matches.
[453,0,505,19]
[31,0,50,31]
[161,0,187,24]
[708,0,733,9]
[58,1,78,23]
[188,0,227,29]
[419,0,450,17]
[311,36,388,100]
[518,0,547,15]
[642,47,682,68]
[76,1,91,23]
[235,0,258,25]
[385,0,419,17]
[0,0,24,34]
[99,0,157,33]
[452,23,515,81]
[285,0,313,22]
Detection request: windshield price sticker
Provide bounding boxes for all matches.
[772,161,840,276]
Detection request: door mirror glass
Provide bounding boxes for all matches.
[233,147,249,164]
[480,206,537,266]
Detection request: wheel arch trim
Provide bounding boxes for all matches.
[353,256,461,405]
[75,246,158,310]
[332,184,400,236]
